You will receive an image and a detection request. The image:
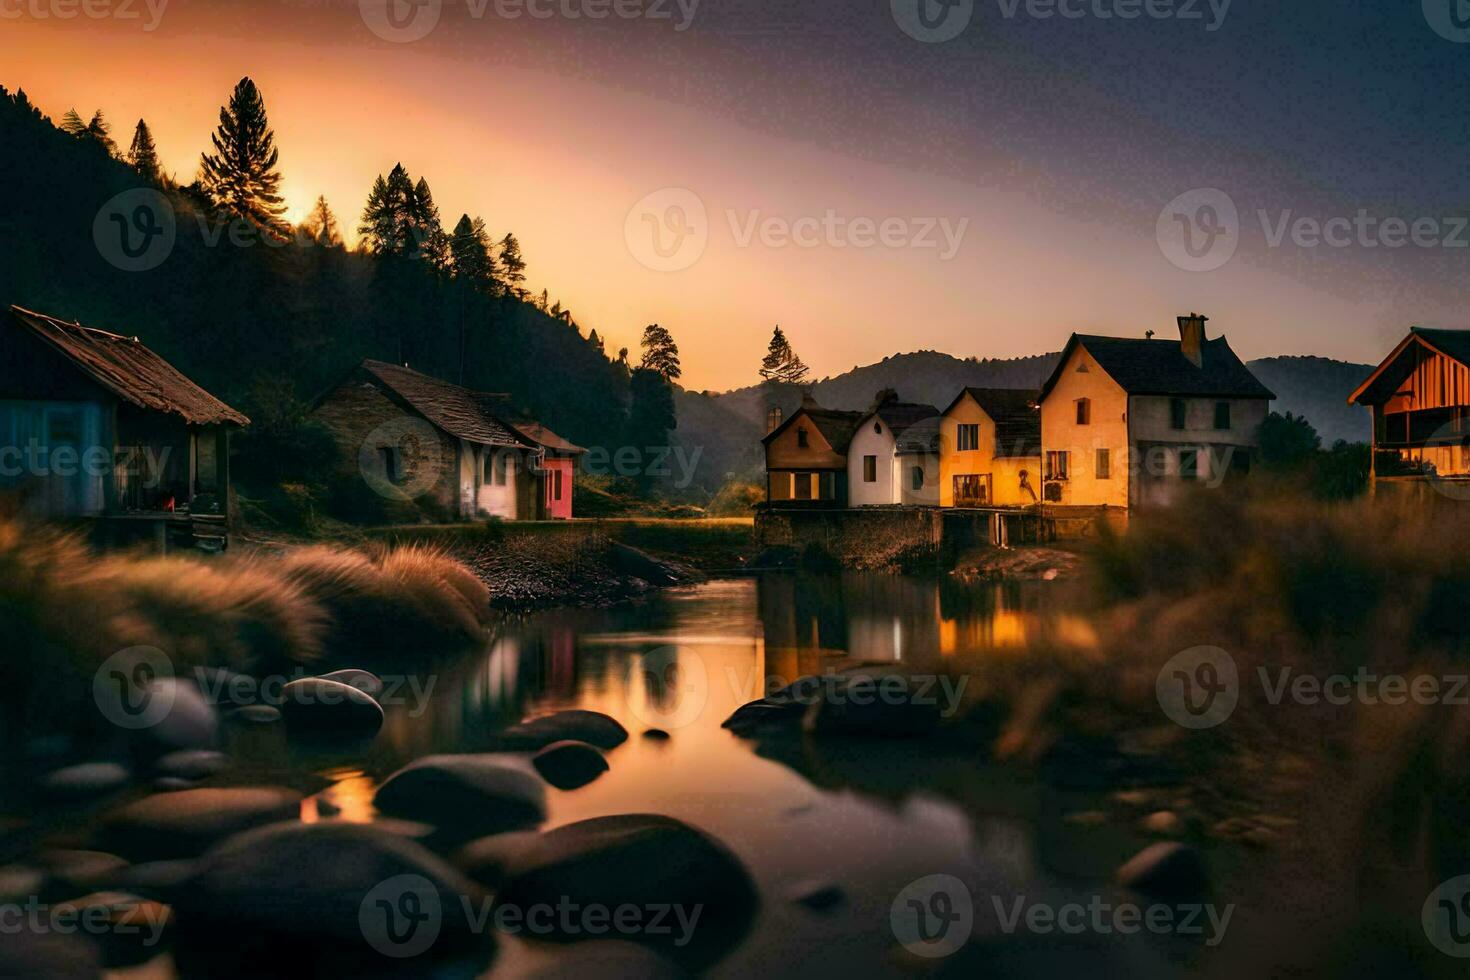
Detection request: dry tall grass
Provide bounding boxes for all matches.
[0,518,492,741]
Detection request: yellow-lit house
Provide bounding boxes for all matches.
[938,388,1041,507]
[761,393,864,505]
[1037,314,1273,519]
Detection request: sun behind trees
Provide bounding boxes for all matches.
[200,77,290,238]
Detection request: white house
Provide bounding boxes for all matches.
[846,392,941,507]
[1037,314,1274,517]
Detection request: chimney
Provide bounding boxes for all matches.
[1178,313,1208,368]
[766,406,784,433]
[871,388,899,411]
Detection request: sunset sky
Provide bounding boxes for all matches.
[3,0,1468,391]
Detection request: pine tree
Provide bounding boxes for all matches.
[200,77,289,237]
[759,325,809,384]
[60,108,86,136]
[449,213,497,288]
[359,164,415,255]
[587,329,605,354]
[499,233,527,298]
[127,119,162,182]
[302,195,343,247]
[409,177,450,270]
[639,323,682,382]
[85,111,117,157]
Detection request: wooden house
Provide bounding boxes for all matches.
[847,391,942,507]
[938,388,1041,507]
[762,393,864,506]
[1037,314,1273,519]
[1348,327,1470,496]
[311,360,583,522]
[0,305,249,549]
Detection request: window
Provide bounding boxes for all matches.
[1179,448,1199,479]
[1046,451,1070,481]
[1076,398,1091,425]
[380,447,400,484]
[1170,398,1187,430]
[863,455,877,482]
[795,472,813,500]
[912,466,925,491]
[484,451,509,486]
[1096,448,1111,479]
[1214,401,1231,430]
[819,472,836,499]
[874,422,883,434]
[956,424,980,452]
[552,468,564,500]
[953,474,989,505]
[796,427,809,448]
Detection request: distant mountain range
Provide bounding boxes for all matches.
[674,349,1374,495]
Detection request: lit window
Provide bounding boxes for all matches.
[956,424,980,452]
[1096,448,1111,479]
[1046,451,1070,481]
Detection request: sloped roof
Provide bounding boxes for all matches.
[762,403,865,453]
[361,360,522,446]
[7,306,248,426]
[1349,326,1470,405]
[1041,334,1274,401]
[895,416,940,455]
[944,388,1041,458]
[874,401,940,437]
[503,419,585,456]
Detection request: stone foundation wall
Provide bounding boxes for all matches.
[755,507,944,570]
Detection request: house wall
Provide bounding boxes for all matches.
[847,416,898,506]
[1039,346,1131,508]
[765,410,848,504]
[1129,395,1269,507]
[542,456,575,519]
[312,376,461,520]
[896,453,941,506]
[475,446,523,519]
[938,394,1040,507]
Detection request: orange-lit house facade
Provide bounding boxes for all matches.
[1349,327,1470,493]
[762,395,863,506]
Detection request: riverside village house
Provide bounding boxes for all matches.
[1349,326,1470,497]
[762,393,864,506]
[0,305,250,550]
[1037,314,1273,521]
[847,391,942,507]
[312,360,584,521]
[938,387,1042,508]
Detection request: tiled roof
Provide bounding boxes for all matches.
[895,416,940,455]
[874,402,940,437]
[763,403,865,453]
[7,306,248,426]
[361,360,522,446]
[1044,334,1274,400]
[947,388,1041,458]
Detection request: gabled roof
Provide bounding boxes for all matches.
[1040,334,1274,401]
[943,388,1041,458]
[6,306,248,426]
[360,360,522,446]
[762,402,865,453]
[872,401,941,437]
[501,418,585,456]
[1349,327,1470,406]
[895,416,940,455]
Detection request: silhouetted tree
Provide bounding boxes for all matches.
[200,77,289,236]
[126,119,162,182]
[449,214,497,288]
[1259,411,1321,471]
[639,323,681,381]
[759,324,808,384]
[61,109,116,156]
[628,367,678,489]
[301,195,343,247]
[499,233,527,298]
[410,177,450,270]
[587,329,605,354]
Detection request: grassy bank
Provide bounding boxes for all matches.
[0,518,492,741]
